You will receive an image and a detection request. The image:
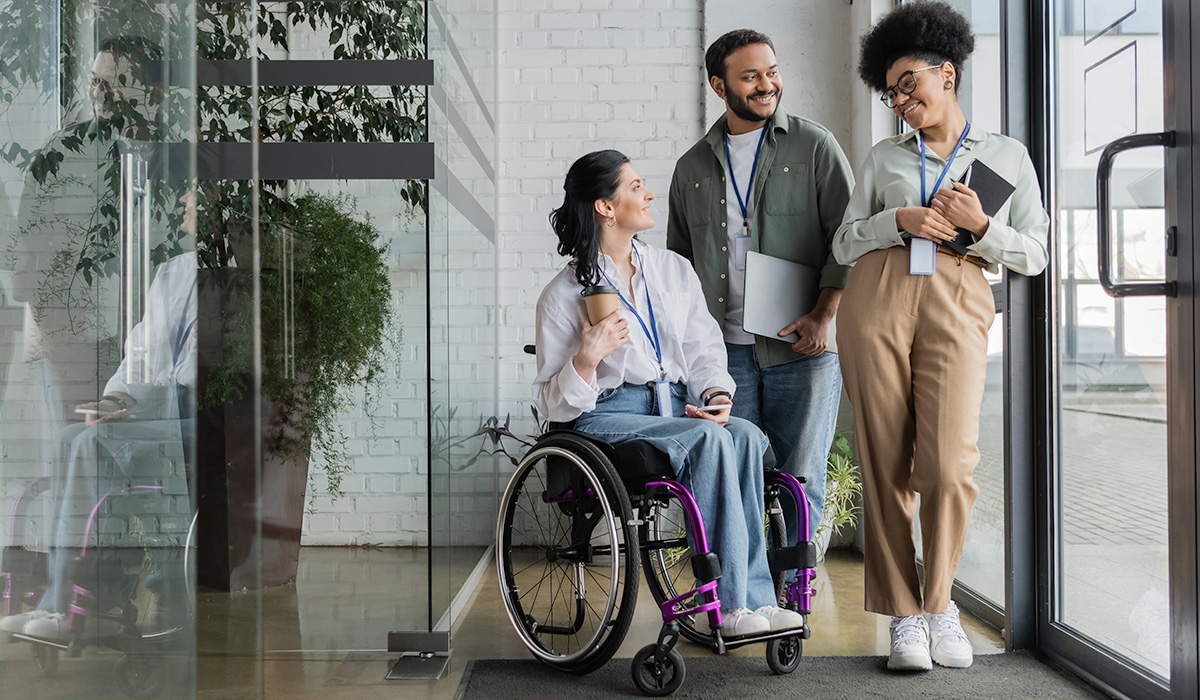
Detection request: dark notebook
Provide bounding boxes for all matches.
[946,159,1016,256]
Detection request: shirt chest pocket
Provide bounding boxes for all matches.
[681,176,714,225]
[762,164,810,215]
[655,292,694,337]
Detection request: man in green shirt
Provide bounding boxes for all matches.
[667,29,854,546]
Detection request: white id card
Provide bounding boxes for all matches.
[654,377,673,418]
[909,238,937,275]
[734,236,752,271]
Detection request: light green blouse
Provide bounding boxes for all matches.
[832,127,1049,276]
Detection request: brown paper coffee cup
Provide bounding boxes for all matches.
[582,285,619,325]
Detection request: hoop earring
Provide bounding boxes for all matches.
[606,217,615,228]
[943,79,954,90]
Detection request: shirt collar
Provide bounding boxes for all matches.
[705,106,790,148]
[896,123,986,146]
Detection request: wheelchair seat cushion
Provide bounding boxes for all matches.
[544,429,675,482]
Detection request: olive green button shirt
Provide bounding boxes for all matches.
[832,127,1050,276]
[667,108,855,369]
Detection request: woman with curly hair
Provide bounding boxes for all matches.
[832,1,1048,671]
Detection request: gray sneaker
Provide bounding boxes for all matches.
[926,601,974,668]
[1,610,49,634]
[888,615,932,671]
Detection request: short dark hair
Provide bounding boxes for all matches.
[97,35,165,85]
[856,1,975,93]
[705,29,775,82]
[549,150,630,289]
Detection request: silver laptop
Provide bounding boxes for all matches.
[742,251,838,353]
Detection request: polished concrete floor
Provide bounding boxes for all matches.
[0,547,1002,699]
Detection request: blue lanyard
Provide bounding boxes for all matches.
[919,122,971,207]
[723,126,768,236]
[600,245,665,376]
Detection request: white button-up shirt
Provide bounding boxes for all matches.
[104,251,197,412]
[532,239,736,423]
[832,128,1049,276]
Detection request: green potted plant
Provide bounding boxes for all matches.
[816,430,863,561]
[0,2,425,590]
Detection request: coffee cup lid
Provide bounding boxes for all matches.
[582,285,618,296]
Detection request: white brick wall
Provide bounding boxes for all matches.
[496,0,708,449]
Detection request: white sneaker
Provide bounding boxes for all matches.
[695,607,771,639]
[1,610,49,634]
[888,615,932,671]
[22,612,71,641]
[926,601,974,668]
[754,605,804,632]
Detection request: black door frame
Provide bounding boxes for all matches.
[1024,1,1198,698]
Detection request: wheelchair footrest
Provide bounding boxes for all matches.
[767,541,817,573]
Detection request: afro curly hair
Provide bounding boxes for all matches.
[857,1,975,94]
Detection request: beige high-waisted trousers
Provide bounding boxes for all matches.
[837,245,995,617]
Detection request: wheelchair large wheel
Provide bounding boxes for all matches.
[638,495,706,645]
[497,432,639,675]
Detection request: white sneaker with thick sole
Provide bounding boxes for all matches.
[888,615,932,671]
[694,607,771,639]
[926,601,974,668]
[1,610,49,634]
[754,605,804,632]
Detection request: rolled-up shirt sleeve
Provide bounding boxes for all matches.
[832,149,906,266]
[966,152,1049,276]
[532,296,598,423]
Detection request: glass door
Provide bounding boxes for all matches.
[1041,0,1196,697]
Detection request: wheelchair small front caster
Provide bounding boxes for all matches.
[114,653,164,698]
[631,644,685,696]
[766,634,803,675]
[32,644,58,677]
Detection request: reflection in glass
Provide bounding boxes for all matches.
[1054,0,1169,678]
[0,3,198,694]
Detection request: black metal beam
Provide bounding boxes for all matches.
[186,59,433,87]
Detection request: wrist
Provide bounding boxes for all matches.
[101,393,131,411]
[702,389,732,403]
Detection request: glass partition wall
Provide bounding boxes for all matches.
[0,2,201,697]
[0,1,497,696]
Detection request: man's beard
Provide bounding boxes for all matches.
[726,87,781,123]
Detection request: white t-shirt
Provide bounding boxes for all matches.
[723,127,764,345]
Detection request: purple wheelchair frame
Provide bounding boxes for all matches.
[646,469,816,638]
[4,477,164,651]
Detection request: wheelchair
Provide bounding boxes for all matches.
[496,406,818,696]
[3,475,196,698]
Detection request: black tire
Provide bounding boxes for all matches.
[114,653,164,698]
[32,644,58,677]
[766,635,803,675]
[497,432,639,675]
[631,644,686,697]
[639,496,709,645]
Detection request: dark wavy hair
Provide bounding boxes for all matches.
[550,150,630,289]
[857,1,975,94]
[705,29,775,82]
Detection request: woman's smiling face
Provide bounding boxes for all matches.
[885,57,955,130]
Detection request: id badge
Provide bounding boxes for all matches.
[909,238,937,276]
[734,236,752,271]
[654,377,673,418]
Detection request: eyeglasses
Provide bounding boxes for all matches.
[879,65,940,108]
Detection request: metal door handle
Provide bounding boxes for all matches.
[1096,131,1176,298]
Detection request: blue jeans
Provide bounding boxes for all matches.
[725,344,841,542]
[573,382,777,611]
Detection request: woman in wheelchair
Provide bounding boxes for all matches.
[531,149,804,640]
